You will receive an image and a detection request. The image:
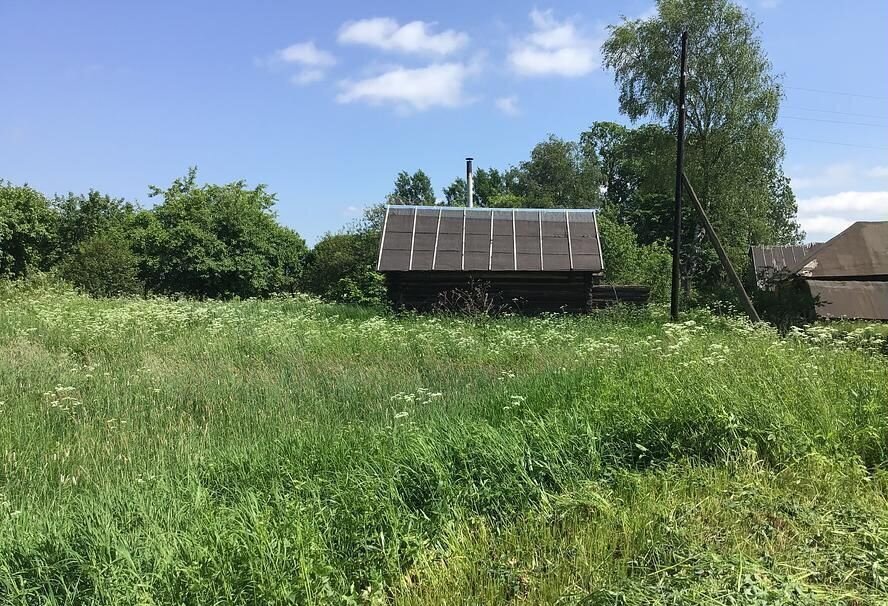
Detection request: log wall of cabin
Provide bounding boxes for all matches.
[383,271,648,313]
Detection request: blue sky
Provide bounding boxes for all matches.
[2,0,887,244]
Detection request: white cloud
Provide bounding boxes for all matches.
[291,69,326,85]
[337,62,478,112]
[508,9,599,77]
[276,41,336,67]
[798,191,888,214]
[495,96,520,116]
[338,18,468,56]
[797,191,888,240]
[799,215,854,240]
[270,41,337,85]
[790,162,888,192]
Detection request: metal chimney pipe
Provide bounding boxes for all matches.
[466,157,474,208]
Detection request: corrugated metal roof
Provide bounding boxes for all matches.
[377,205,603,273]
[807,280,888,320]
[749,243,821,277]
[789,221,888,279]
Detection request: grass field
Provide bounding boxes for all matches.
[1,284,887,604]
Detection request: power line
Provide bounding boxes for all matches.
[784,136,888,151]
[786,85,888,101]
[782,115,888,128]
[785,106,888,121]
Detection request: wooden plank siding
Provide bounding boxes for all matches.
[384,271,650,314]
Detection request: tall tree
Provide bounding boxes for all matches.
[442,177,468,206]
[388,170,435,205]
[514,135,600,208]
[602,0,801,291]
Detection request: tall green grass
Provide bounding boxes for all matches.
[1,286,886,604]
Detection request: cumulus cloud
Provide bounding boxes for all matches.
[508,9,599,77]
[270,41,337,85]
[277,41,337,67]
[798,191,888,214]
[495,96,520,116]
[338,18,468,55]
[337,62,478,111]
[796,191,888,240]
[799,215,855,240]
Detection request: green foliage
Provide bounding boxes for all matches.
[442,177,467,206]
[1,292,887,603]
[602,0,802,290]
[52,191,137,256]
[581,121,675,239]
[753,272,817,334]
[137,168,306,298]
[515,135,601,208]
[301,230,385,305]
[0,180,55,278]
[59,230,142,297]
[598,213,671,300]
[444,167,522,208]
[388,170,436,205]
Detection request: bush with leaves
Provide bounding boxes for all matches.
[597,213,671,301]
[59,230,142,297]
[301,230,384,305]
[0,181,55,278]
[136,168,306,298]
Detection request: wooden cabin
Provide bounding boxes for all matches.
[376,205,644,313]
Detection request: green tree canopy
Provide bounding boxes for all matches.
[442,177,468,207]
[137,168,307,298]
[53,191,136,252]
[300,230,384,305]
[602,0,801,291]
[0,181,55,278]
[514,135,601,208]
[388,170,435,205]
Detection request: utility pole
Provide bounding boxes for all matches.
[671,31,688,321]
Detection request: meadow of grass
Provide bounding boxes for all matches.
[1,282,887,604]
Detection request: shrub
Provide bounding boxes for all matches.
[754,271,817,333]
[597,214,671,301]
[0,181,55,277]
[301,231,385,305]
[58,231,142,297]
[136,168,307,298]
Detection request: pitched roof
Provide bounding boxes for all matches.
[789,221,888,279]
[807,280,888,320]
[749,243,821,277]
[376,205,603,272]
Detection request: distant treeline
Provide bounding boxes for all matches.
[1,0,802,305]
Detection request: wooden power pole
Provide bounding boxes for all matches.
[671,31,689,321]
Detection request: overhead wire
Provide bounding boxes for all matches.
[781,115,888,128]
[785,85,888,100]
[784,136,888,151]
